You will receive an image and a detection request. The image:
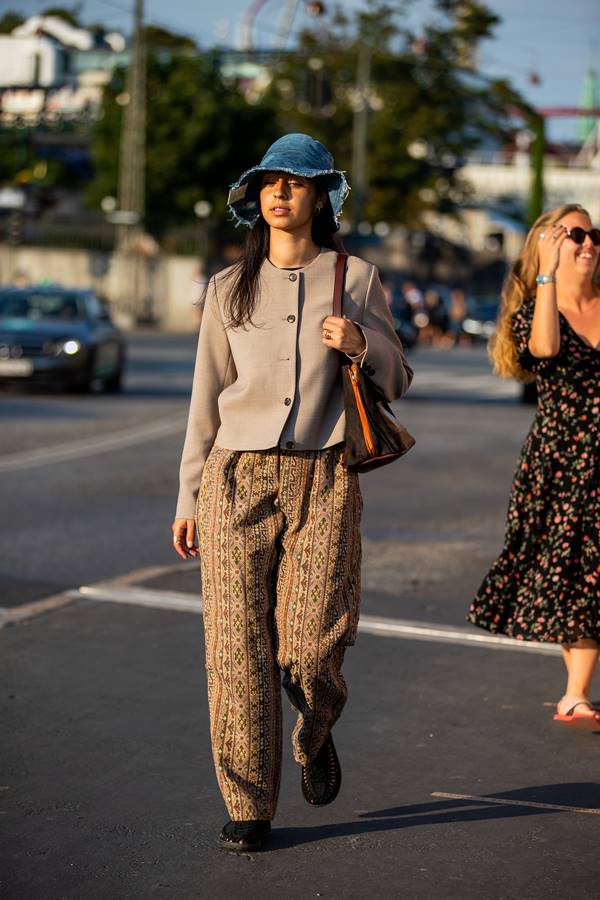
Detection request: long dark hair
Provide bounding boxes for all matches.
[224,177,343,328]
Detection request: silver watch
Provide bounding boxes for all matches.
[535,274,556,285]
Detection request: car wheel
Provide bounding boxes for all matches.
[104,366,123,393]
[70,351,99,394]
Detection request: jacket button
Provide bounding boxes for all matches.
[288,272,297,282]
[286,440,295,449]
[287,314,296,323]
[284,397,292,406]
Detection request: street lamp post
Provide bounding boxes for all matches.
[351,44,371,230]
[116,0,146,323]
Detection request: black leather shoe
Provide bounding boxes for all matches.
[218,819,271,852]
[301,735,341,806]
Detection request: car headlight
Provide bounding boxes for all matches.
[44,339,82,356]
[62,339,81,355]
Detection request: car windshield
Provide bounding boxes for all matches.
[0,291,86,321]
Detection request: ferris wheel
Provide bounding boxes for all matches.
[240,0,327,51]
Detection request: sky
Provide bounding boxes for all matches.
[5,0,600,142]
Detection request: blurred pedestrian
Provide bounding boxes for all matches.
[401,279,424,316]
[401,279,429,341]
[420,288,449,346]
[445,287,468,347]
[468,203,600,730]
[402,281,424,313]
[172,133,412,851]
[12,269,29,288]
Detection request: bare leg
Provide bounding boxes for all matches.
[561,643,570,674]
[556,639,600,718]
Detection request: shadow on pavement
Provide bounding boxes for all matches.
[360,782,600,817]
[266,783,600,851]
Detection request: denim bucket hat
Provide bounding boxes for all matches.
[227,133,349,230]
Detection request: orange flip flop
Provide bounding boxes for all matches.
[553,701,600,732]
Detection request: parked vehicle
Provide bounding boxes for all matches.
[459,297,537,403]
[461,301,499,343]
[0,286,126,392]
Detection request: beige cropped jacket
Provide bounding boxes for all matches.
[176,248,413,518]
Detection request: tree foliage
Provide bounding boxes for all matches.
[0,10,25,33]
[87,50,280,233]
[39,6,82,27]
[264,0,526,224]
[144,25,197,52]
[86,0,529,233]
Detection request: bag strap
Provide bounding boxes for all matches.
[333,252,348,318]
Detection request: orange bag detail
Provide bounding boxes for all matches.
[348,363,375,456]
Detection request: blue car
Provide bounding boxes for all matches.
[0,286,125,392]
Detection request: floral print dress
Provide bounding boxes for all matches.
[468,298,599,643]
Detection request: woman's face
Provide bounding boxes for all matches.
[555,210,599,281]
[259,172,318,234]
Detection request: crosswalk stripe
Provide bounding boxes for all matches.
[67,584,559,656]
[431,792,600,816]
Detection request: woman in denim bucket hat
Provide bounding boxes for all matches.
[172,133,412,851]
[227,132,349,229]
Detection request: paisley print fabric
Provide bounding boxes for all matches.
[468,298,599,643]
[196,444,362,821]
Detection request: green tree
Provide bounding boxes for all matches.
[39,6,82,27]
[145,25,197,52]
[87,50,280,234]
[264,0,527,224]
[0,11,25,33]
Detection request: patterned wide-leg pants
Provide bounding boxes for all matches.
[196,444,362,822]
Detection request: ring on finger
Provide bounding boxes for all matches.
[173,535,182,544]
[323,329,332,340]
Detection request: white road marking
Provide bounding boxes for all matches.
[75,584,203,614]
[0,416,186,473]
[0,591,80,629]
[409,371,519,397]
[61,583,559,656]
[356,614,560,655]
[431,792,600,816]
[86,561,192,588]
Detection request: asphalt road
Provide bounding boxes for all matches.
[2,334,599,899]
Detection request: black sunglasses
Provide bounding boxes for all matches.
[566,226,600,246]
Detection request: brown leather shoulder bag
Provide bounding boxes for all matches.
[334,252,415,472]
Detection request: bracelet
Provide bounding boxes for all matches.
[535,274,556,285]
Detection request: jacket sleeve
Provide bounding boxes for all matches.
[175,278,236,519]
[356,265,413,401]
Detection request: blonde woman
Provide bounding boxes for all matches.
[468,204,600,730]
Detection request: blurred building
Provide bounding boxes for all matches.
[0,15,127,125]
[463,140,600,227]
